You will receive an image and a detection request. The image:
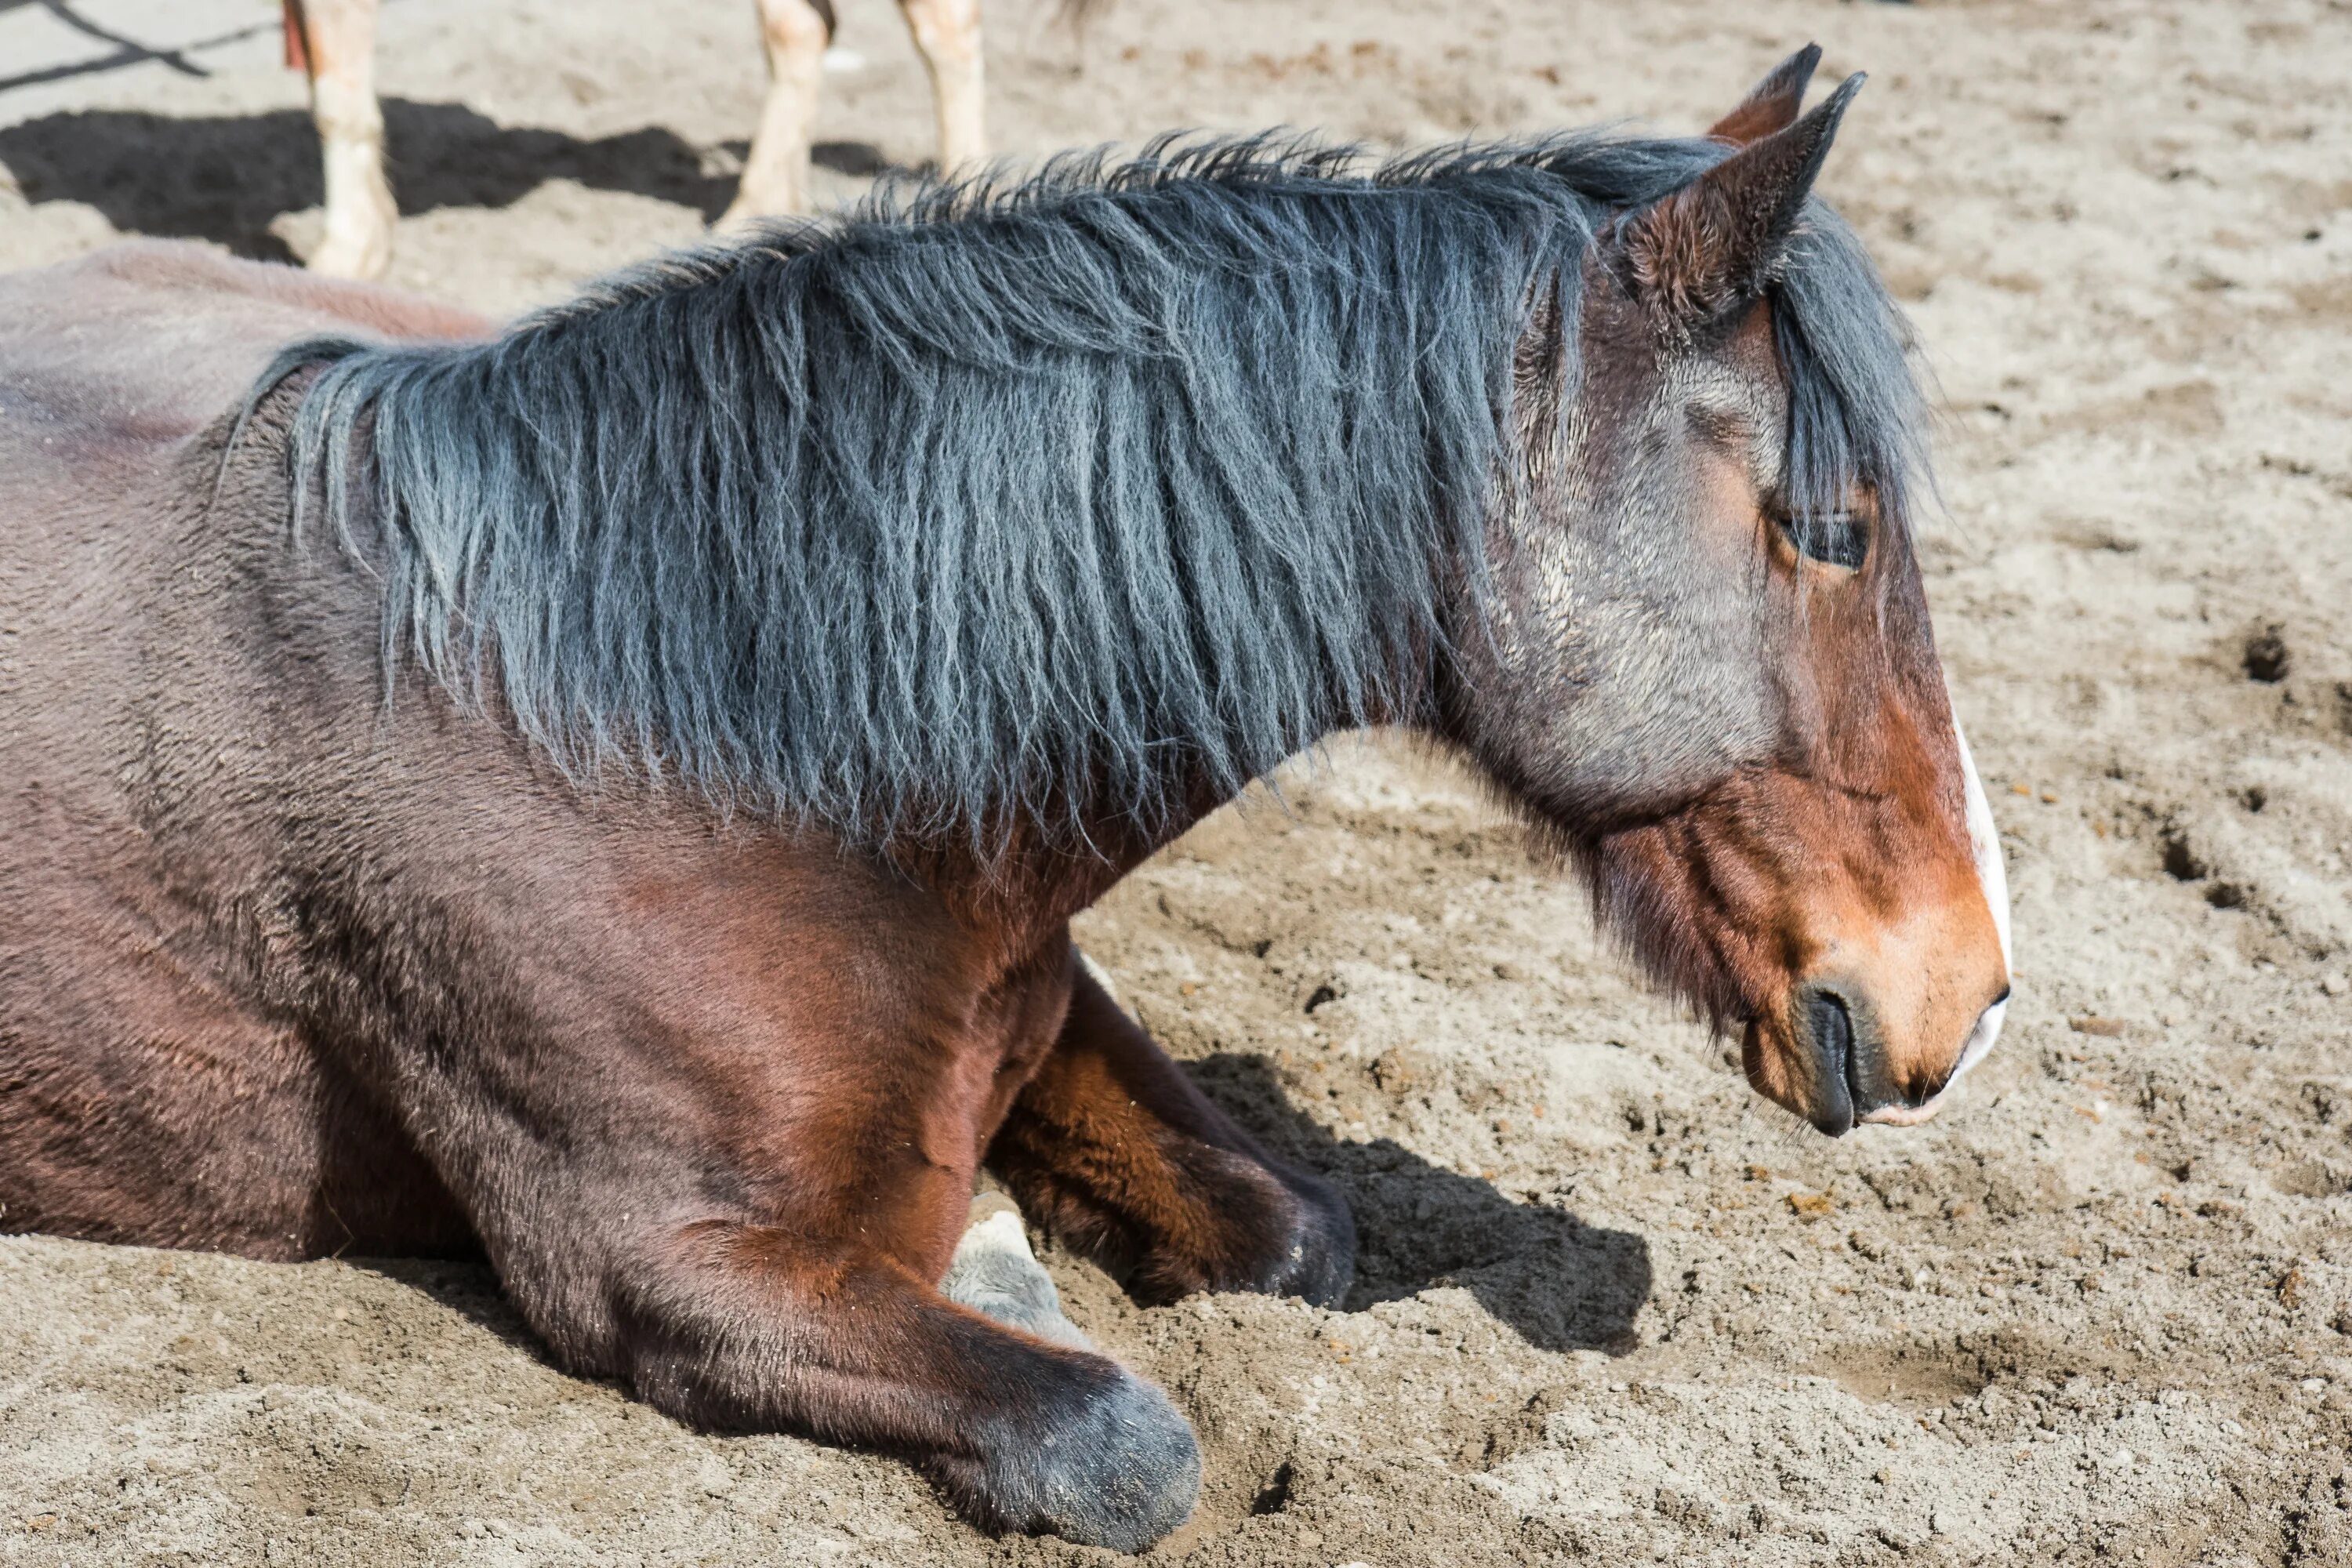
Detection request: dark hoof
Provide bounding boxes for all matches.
[1260,1167,1356,1307]
[957,1366,1201,1552]
[1157,1155,1356,1307]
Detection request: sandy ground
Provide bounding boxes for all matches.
[4,0,2351,1563]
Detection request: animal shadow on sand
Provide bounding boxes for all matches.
[1185,1051,1652,1355]
[0,101,899,262]
[346,1255,544,1358]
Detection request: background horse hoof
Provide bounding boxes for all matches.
[967,1362,1201,1552]
[942,1192,1091,1349]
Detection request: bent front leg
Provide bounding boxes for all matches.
[289,0,396,278]
[988,957,1356,1305]
[613,1218,1196,1550]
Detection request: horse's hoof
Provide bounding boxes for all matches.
[307,232,392,281]
[981,1366,1201,1552]
[942,1194,1091,1349]
[1138,1156,1356,1308]
[1254,1166,1356,1307]
[939,1194,1196,1548]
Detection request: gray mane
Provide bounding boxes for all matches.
[262,132,1925,848]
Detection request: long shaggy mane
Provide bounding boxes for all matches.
[258,131,1925,851]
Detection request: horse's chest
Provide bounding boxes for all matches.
[912,952,1076,1169]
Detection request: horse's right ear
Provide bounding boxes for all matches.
[1707,45,1823,147]
[1619,71,1864,330]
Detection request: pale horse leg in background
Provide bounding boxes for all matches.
[718,0,987,227]
[292,0,989,277]
[286,0,397,280]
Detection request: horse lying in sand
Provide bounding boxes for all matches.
[283,0,985,277]
[0,49,2009,1552]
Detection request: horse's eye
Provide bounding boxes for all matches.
[1773,507,1868,570]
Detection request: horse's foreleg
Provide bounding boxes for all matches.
[720,0,831,227]
[988,956,1356,1305]
[290,0,395,279]
[379,888,1195,1548]
[600,1205,1196,1549]
[897,0,985,179]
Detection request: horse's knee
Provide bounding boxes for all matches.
[754,0,833,53]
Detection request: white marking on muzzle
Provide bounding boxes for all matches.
[1950,716,2011,1080]
[1862,711,2010,1127]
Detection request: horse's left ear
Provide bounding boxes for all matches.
[1621,71,1864,328]
[1707,44,1823,147]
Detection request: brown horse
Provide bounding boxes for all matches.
[0,50,2008,1552]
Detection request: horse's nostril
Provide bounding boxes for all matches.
[1808,990,1858,1129]
[1809,991,1853,1065]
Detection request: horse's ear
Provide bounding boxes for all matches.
[1706,44,1823,147]
[1621,71,1864,328]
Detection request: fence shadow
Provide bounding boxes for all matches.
[0,100,900,260]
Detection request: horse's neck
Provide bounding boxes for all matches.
[292,189,1485,892]
[906,690,1434,945]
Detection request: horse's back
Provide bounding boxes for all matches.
[0,244,490,1260]
[0,240,489,452]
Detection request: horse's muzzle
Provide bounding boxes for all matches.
[1788,980,2009,1134]
[1791,985,1933,1135]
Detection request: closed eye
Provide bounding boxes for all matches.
[1771,506,1868,570]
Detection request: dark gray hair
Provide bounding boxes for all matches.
[260,132,1925,848]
